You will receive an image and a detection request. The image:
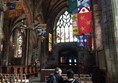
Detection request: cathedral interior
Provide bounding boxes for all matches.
[0,0,118,83]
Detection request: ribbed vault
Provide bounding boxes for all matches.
[41,0,68,32]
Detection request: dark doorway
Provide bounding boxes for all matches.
[58,49,78,73]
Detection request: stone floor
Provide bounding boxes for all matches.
[29,77,44,83]
[29,73,45,83]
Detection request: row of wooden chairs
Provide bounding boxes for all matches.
[0,74,29,83]
[2,66,38,77]
[79,74,93,83]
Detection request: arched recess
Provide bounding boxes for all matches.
[42,0,68,32]
[58,47,78,73]
[9,21,38,65]
[8,14,27,65]
[22,1,33,27]
[9,27,25,65]
[9,1,38,65]
[59,48,78,66]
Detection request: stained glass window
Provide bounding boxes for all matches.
[16,33,23,57]
[14,30,23,58]
[55,11,77,43]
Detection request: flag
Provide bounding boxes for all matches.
[78,7,90,13]
[9,9,23,17]
[71,13,78,21]
[77,35,88,47]
[77,34,92,47]
[72,27,79,35]
[68,0,79,14]
[77,0,91,8]
[87,35,92,47]
[78,11,93,34]
[49,33,52,43]
[48,33,52,52]
[16,1,23,10]
[71,14,79,35]
[8,1,23,10]
[68,0,91,13]
[48,43,52,52]
[8,2,16,10]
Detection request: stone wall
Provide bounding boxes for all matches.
[97,0,118,83]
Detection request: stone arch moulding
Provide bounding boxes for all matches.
[22,1,33,27]
[10,16,26,39]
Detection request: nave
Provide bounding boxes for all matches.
[0,0,118,83]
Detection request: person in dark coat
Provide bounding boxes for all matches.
[47,67,63,83]
[63,69,79,83]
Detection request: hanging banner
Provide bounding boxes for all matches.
[78,11,93,34]
[77,34,92,47]
[8,1,23,10]
[9,9,23,17]
[71,14,79,35]
[68,0,78,14]
[77,35,87,47]
[16,1,23,10]
[48,43,52,52]
[8,0,23,17]
[48,33,52,52]
[35,24,47,36]
[77,0,91,9]
[49,33,52,43]
[68,0,91,14]
[8,2,16,10]
[78,7,90,13]
[72,27,79,35]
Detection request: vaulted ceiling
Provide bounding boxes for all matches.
[3,0,68,31]
[25,0,68,32]
[3,0,68,34]
[41,0,68,32]
[2,0,69,48]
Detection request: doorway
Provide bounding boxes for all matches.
[58,49,78,73]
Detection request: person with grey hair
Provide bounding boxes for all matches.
[47,67,63,83]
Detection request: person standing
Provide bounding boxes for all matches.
[47,67,63,83]
[63,69,79,83]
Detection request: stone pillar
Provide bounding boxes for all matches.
[97,0,118,82]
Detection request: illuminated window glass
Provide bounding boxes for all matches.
[69,59,72,63]
[55,11,77,43]
[14,30,23,58]
[17,34,23,57]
